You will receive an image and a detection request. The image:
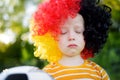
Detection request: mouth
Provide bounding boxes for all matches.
[67,44,77,48]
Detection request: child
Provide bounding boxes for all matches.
[30,0,111,80]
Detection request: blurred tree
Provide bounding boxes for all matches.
[0,0,46,71]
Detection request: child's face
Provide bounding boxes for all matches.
[58,14,85,57]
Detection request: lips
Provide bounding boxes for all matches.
[68,44,77,48]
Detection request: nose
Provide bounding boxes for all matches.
[68,31,75,41]
[68,37,75,41]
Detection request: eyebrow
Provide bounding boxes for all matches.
[60,26,68,29]
[74,25,84,30]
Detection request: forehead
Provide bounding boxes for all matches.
[61,14,84,28]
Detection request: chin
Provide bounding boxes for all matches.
[66,52,79,57]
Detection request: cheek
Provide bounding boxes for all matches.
[58,35,67,44]
[81,36,85,44]
[58,37,67,51]
[58,38,65,47]
[78,35,85,46]
[82,37,85,49]
[82,40,85,49]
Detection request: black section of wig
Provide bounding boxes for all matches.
[79,0,112,54]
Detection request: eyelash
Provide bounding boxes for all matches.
[61,32,67,35]
[75,31,82,34]
[61,31,82,35]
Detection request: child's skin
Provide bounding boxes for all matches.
[58,14,85,66]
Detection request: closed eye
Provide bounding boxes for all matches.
[60,31,67,35]
[75,31,83,34]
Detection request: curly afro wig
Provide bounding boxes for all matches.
[79,0,112,59]
[30,0,112,62]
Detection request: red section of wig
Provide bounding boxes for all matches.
[33,0,81,37]
[81,48,94,59]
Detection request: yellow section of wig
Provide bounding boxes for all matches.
[31,33,62,62]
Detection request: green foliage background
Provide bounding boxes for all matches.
[0,0,120,80]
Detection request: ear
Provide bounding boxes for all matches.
[5,74,28,80]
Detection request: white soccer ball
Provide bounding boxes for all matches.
[0,66,54,80]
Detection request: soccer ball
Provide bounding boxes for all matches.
[0,66,54,80]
